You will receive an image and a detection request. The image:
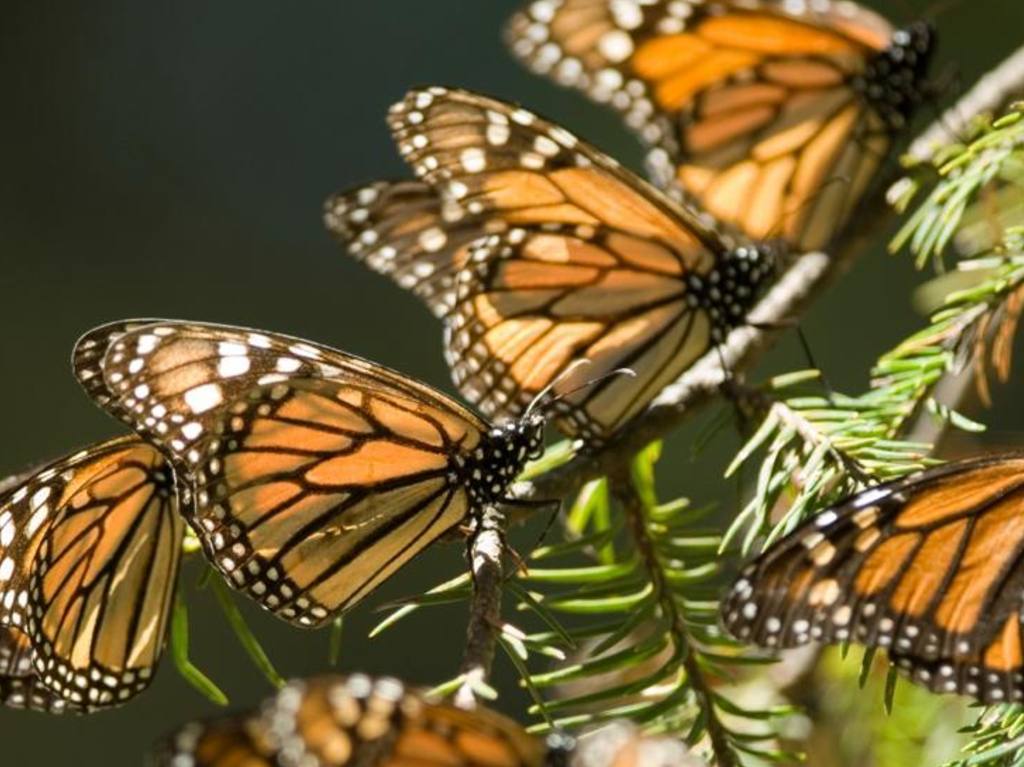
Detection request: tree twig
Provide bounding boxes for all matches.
[611,471,737,767]
[455,504,507,709]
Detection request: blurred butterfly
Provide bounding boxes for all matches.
[154,672,701,767]
[73,320,548,628]
[329,87,778,444]
[506,0,935,251]
[0,436,182,712]
[722,454,1024,703]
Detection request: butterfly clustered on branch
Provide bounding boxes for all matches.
[13,1,1024,767]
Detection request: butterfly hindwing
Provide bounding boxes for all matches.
[0,437,183,712]
[723,455,1024,703]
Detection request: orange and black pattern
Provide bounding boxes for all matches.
[382,87,775,443]
[722,455,1024,704]
[73,320,546,629]
[506,0,935,251]
[0,437,183,712]
[154,673,552,767]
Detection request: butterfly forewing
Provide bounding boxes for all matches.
[389,86,724,255]
[723,455,1024,703]
[0,437,183,712]
[447,224,720,441]
[506,0,933,251]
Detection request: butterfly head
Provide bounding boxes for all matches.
[470,415,547,504]
[687,243,778,343]
[857,21,936,131]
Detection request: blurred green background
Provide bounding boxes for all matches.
[3,1,1024,764]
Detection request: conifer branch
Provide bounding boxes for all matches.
[611,470,737,767]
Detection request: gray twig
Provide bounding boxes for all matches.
[455,504,507,708]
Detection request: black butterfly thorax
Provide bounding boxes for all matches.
[462,415,546,505]
[684,243,777,343]
[855,21,935,131]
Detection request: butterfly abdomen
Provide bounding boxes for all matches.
[687,243,776,342]
[855,21,935,130]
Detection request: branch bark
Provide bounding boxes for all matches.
[455,504,507,709]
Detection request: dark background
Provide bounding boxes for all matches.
[2,1,1023,764]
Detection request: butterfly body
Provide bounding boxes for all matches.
[507,1,937,251]
[74,320,546,627]
[722,454,1024,703]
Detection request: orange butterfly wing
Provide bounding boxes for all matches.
[507,1,933,250]
[157,674,548,767]
[0,437,182,711]
[156,715,276,767]
[0,628,69,713]
[722,455,1024,703]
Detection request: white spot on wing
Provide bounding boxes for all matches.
[184,384,223,414]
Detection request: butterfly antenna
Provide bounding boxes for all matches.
[794,326,839,406]
[541,367,637,412]
[524,359,593,416]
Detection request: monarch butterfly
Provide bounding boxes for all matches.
[154,673,701,767]
[721,454,1024,703]
[0,436,183,712]
[73,320,547,628]
[506,0,936,251]
[331,87,778,443]
[155,674,555,766]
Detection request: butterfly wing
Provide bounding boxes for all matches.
[73,321,491,627]
[158,674,547,767]
[0,628,70,713]
[324,180,490,317]
[154,715,276,767]
[0,437,183,711]
[390,87,772,441]
[722,455,1024,703]
[507,1,933,251]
